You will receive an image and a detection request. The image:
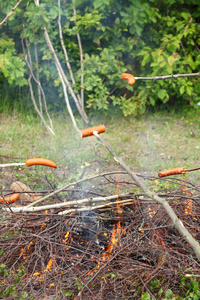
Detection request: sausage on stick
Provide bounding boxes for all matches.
[0,158,57,168]
[158,166,200,178]
[0,193,19,204]
[121,73,135,86]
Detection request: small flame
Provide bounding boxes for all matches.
[156,230,166,248]
[185,190,193,215]
[63,231,70,244]
[20,241,33,260]
[44,258,53,272]
[32,258,53,280]
[148,205,156,218]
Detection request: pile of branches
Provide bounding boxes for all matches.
[1,172,200,299]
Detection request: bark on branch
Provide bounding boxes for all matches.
[134,72,200,81]
[0,0,23,27]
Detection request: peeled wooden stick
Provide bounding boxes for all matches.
[0,158,57,168]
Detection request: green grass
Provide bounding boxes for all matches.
[0,110,200,190]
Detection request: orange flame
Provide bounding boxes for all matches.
[185,190,193,215]
[32,258,53,280]
[44,258,53,272]
[63,231,70,244]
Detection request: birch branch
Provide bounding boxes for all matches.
[134,72,200,81]
[3,193,135,213]
[56,64,79,131]
[93,131,200,261]
[57,0,75,84]
[72,0,84,109]
[0,0,23,27]
[25,38,54,131]
[34,44,42,117]
[33,0,88,124]
[21,25,55,135]
[43,27,89,124]
[57,0,82,107]
[27,76,55,135]
[58,198,135,215]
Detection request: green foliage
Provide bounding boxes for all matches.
[0,258,32,299]
[0,0,199,115]
[0,35,27,86]
[141,274,200,300]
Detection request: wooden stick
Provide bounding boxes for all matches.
[0,158,57,168]
[134,73,200,81]
[0,0,24,27]
[58,198,135,215]
[0,163,26,168]
[3,192,136,213]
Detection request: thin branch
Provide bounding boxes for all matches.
[25,38,54,131]
[3,196,135,213]
[57,0,75,84]
[21,25,55,134]
[0,0,24,27]
[58,198,136,215]
[28,76,55,135]
[56,63,79,131]
[34,44,43,117]
[43,27,89,124]
[57,0,83,107]
[72,0,84,109]
[134,72,200,81]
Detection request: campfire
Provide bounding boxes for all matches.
[1,125,200,299]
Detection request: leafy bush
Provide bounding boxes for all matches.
[0,0,199,115]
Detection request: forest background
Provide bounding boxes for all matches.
[0,0,200,128]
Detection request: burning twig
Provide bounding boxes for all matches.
[80,124,200,261]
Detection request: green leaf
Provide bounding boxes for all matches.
[186,85,193,96]
[168,56,175,66]
[157,89,167,100]
[20,291,29,299]
[158,288,163,295]
[180,85,185,95]
[5,286,11,297]
[62,290,73,297]
[165,289,173,297]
